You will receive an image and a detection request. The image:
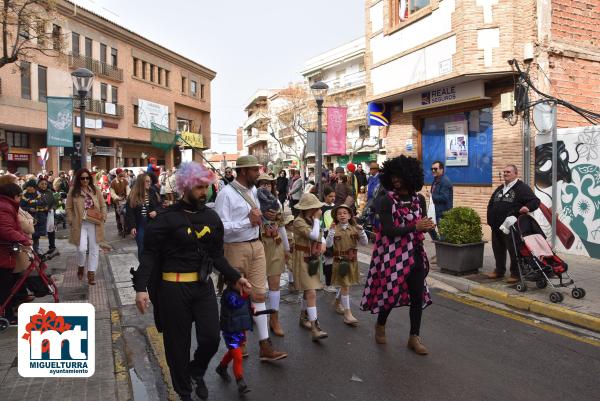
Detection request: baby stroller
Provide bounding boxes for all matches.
[0,243,60,331]
[510,215,585,303]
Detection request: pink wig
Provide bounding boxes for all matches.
[175,162,217,193]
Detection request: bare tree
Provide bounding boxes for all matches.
[1,0,63,70]
[348,125,378,163]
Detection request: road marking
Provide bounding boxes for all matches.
[438,291,600,348]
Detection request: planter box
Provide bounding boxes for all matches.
[433,241,487,276]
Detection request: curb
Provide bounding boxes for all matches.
[146,326,178,401]
[429,272,600,333]
[110,309,132,401]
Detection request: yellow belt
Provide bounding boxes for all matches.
[162,272,199,282]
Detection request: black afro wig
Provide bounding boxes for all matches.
[380,155,424,193]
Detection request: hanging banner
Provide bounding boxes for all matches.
[326,107,347,155]
[47,97,74,147]
[368,102,390,126]
[138,99,169,129]
[179,131,204,148]
[444,120,468,166]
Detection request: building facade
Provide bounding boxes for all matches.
[365,0,600,256]
[0,0,214,174]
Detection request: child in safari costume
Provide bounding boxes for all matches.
[326,204,368,326]
[256,174,290,337]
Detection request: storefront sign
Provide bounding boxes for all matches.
[326,107,347,155]
[47,97,73,147]
[95,146,116,157]
[76,117,103,129]
[179,131,203,148]
[368,102,390,126]
[444,121,469,166]
[403,80,486,112]
[8,153,30,161]
[138,99,169,129]
[103,121,119,129]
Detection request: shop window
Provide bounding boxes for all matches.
[421,107,493,185]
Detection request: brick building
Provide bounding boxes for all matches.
[0,0,214,174]
[365,0,600,238]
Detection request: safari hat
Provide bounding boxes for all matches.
[332,204,353,221]
[294,193,325,210]
[282,214,295,225]
[257,173,274,182]
[235,155,261,169]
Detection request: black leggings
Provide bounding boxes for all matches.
[323,264,332,286]
[377,261,426,336]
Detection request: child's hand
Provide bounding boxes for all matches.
[235,277,252,293]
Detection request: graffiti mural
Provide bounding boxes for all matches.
[534,125,600,259]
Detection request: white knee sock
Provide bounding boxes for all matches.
[307,306,318,322]
[288,270,294,283]
[341,295,350,310]
[268,290,280,311]
[336,288,341,299]
[252,302,269,341]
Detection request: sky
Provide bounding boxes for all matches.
[72,0,365,152]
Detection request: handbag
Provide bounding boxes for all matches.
[14,247,32,273]
[84,207,104,225]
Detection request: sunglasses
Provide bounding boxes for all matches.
[431,168,438,171]
[80,176,90,180]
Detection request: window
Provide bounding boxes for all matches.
[165,70,170,87]
[21,61,31,100]
[7,132,30,148]
[200,84,205,99]
[85,37,92,58]
[36,21,46,47]
[181,77,187,93]
[111,86,118,104]
[142,61,147,80]
[190,80,197,97]
[100,43,107,64]
[133,105,139,125]
[390,0,432,29]
[133,58,138,77]
[158,67,163,85]
[52,25,61,51]
[72,32,80,55]
[150,65,155,82]
[111,48,118,66]
[177,119,191,132]
[38,65,47,103]
[101,83,108,102]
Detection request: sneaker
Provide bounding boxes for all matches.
[215,364,231,382]
[236,377,250,394]
[323,285,337,293]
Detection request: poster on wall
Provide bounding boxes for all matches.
[534,125,600,259]
[444,121,468,166]
[138,99,169,129]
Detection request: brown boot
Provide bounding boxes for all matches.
[333,298,345,315]
[407,335,428,355]
[269,311,285,337]
[343,309,359,327]
[258,339,287,362]
[310,320,328,341]
[375,324,386,344]
[87,271,96,286]
[77,266,84,280]
[299,310,312,330]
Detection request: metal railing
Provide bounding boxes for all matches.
[74,98,124,118]
[68,53,123,82]
[320,70,366,94]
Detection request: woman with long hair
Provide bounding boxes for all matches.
[276,170,288,208]
[66,168,107,286]
[126,173,161,260]
[360,155,435,354]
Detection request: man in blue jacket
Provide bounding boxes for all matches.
[429,161,453,240]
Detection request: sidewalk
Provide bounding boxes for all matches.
[0,233,122,401]
[358,239,600,333]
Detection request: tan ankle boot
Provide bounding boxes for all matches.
[310,320,328,341]
[407,335,428,355]
[87,271,96,286]
[77,266,84,280]
[269,311,284,337]
[343,309,359,327]
[299,310,312,330]
[333,298,345,315]
[258,339,287,362]
[375,324,386,344]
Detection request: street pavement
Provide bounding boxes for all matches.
[1,214,600,401]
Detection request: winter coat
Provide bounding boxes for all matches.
[0,194,32,269]
[431,175,453,222]
[125,188,162,230]
[66,185,107,247]
[20,191,48,237]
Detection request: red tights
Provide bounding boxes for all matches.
[219,347,243,380]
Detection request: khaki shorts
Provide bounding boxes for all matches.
[224,240,267,295]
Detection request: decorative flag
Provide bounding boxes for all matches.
[47,97,74,147]
[326,107,347,155]
[368,102,390,126]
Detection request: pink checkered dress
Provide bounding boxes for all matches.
[360,192,432,314]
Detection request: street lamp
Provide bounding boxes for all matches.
[71,68,94,170]
[310,80,328,200]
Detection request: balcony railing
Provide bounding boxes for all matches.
[320,70,366,95]
[68,53,123,82]
[74,98,124,119]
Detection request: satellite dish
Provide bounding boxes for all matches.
[532,102,556,134]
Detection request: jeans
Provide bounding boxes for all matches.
[135,218,147,261]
